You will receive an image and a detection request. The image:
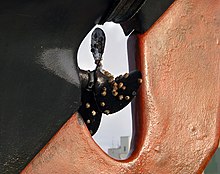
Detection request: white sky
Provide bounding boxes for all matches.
[78,22,132,153]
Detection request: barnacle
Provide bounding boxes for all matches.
[78,69,142,135]
[78,28,142,135]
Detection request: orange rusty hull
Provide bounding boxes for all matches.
[22,0,220,173]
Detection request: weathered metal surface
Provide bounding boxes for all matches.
[1,0,118,173]
[22,0,220,173]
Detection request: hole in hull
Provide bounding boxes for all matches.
[78,22,132,159]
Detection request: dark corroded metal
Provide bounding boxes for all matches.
[78,28,142,135]
[91,28,106,64]
[98,0,147,24]
[78,69,142,135]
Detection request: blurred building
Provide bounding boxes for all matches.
[108,136,130,159]
[108,137,219,171]
[204,142,220,174]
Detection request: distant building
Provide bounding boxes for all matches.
[204,142,220,174]
[108,137,219,172]
[108,136,130,159]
